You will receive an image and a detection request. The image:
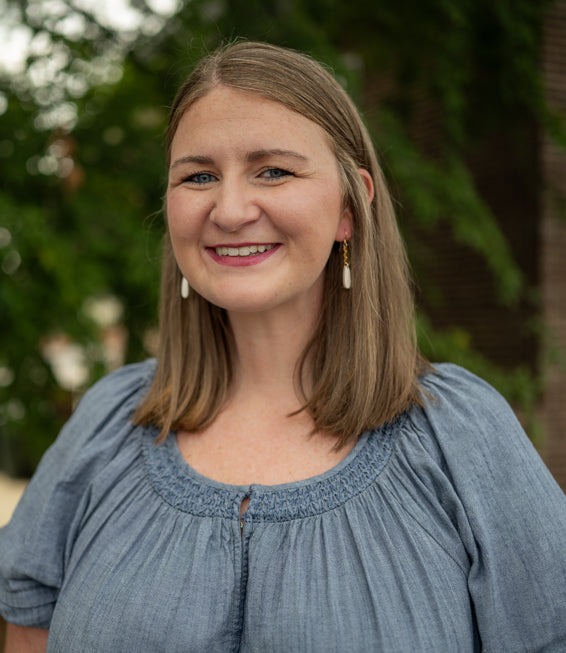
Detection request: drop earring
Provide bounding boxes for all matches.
[342,240,351,289]
[181,276,190,299]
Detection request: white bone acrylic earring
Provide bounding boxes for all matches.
[342,240,351,289]
[181,276,190,299]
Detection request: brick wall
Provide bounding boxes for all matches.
[540,0,566,490]
[407,6,566,492]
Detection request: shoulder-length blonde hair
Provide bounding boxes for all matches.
[133,41,429,447]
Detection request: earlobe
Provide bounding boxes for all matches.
[335,169,373,242]
[336,207,353,242]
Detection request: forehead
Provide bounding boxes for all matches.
[171,86,335,157]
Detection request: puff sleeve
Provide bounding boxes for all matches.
[0,361,154,628]
[417,365,566,652]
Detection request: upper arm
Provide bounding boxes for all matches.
[421,364,566,650]
[5,623,49,653]
[0,363,153,630]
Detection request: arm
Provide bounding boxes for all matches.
[5,623,49,653]
[422,365,566,651]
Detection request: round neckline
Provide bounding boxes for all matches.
[143,414,405,522]
[169,428,370,493]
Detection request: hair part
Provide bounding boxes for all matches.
[133,41,429,447]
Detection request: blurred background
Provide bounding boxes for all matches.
[0,0,565,510]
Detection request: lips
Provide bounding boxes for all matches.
[214,244,277,257]
[207,243,281,266]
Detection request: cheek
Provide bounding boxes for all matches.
[165,194,181,229]
[275,187,343,234]
[166,194,199,242]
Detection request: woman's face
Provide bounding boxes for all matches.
[166,85,352,317]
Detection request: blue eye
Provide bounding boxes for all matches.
[262,168,292,180]
[186,172,216,184]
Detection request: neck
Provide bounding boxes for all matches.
[227,304,320,410]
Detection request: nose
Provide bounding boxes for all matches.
[209,177,261,232]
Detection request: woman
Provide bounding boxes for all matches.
[2,42,566,652]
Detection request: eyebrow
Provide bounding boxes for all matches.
[170,149,309,169]
[170,154,214,168]
[246,149,309,163]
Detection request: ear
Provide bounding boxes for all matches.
[335,206,353,242]
[335,168,374,242]
[358,168,375,204]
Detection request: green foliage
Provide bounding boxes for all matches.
[0,0,558,474]
[373,110,523,305]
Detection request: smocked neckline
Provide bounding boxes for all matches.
[142,414,405,522]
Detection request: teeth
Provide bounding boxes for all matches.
[215,244,275,257]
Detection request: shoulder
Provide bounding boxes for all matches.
[419,362,515,425]
[77,358,156,416]
[4,358,158,542]
[32,359,157,480]
[64,359,156,439]
[411,362,526,454]
[403,362,563,507]
[399,362,558,507]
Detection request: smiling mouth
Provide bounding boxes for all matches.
[214,244,277,257]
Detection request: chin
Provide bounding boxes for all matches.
[200,289,290,315]
[215,299,282,315]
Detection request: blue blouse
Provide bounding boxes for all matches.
[1,361,566,652]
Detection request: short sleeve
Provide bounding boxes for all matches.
[418,364,566,652]
[0,360,154,628]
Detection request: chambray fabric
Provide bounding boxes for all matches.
[1,361,566,652]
